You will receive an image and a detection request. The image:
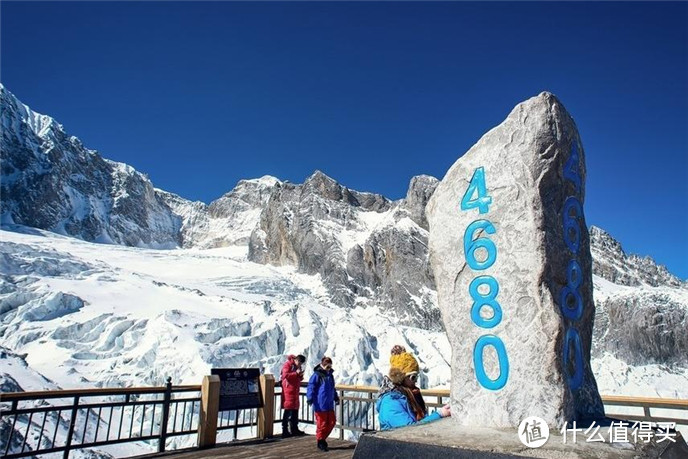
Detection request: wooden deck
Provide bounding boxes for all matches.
[141,435,357,459]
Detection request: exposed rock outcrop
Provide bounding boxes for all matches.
[590,226,685,288]
[247,171,438,328]
[1,85,181,248]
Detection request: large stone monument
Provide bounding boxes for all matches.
[425,91,605,427]
[353,92,687,458]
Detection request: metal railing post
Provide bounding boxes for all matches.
[368,392,374,430]
[158,377,172,452]
[63,396,80,459]
[338,390,344,440]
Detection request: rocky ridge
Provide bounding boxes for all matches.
[590,226,684,288]
[0,85,181,248]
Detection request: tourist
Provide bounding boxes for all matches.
[389,345,427,415]
[377,367,451,429]
[280,354,306,437]
[306,356,339,452]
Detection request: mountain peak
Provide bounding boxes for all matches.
[590,225,626,257]
[1,85,182,248]
[590,225,685,288]
[302,169,349,202]
[238,175,282,188]
[1,85,63,142]
[236,176,279,194]
[404,175,439,230]
[304,169,339,186]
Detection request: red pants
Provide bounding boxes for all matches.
[314,410,336,441]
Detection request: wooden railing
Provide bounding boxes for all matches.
[0,377,261,459]
[3,376,686,458]
[0,378,200,458]
[601,395,688,427]
[272,383,688,438]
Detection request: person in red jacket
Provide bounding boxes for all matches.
[280,354,306,437]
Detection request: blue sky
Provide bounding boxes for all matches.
[2,2,687,279]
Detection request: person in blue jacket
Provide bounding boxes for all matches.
[377,367,451,430]
[306,356,340,451]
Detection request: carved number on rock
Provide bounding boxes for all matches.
[561,141,584,391]
[460,167,509,391]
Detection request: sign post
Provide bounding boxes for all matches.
[257,374,275,439]
[197,375,220,449]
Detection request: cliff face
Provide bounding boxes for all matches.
[246,171,440,329]
[590,226,684,288]
[1,84,181,248]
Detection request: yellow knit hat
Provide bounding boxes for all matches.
[389,352,419,375]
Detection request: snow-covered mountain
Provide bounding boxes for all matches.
[157,175,281,250]
[2,221,684,394]
[1,85,182,248]
[157,170,441,329]
[0,83,449,397]
[590,226,685,289]
[1,85,687,454]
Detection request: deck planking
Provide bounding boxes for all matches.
[138,435,357,459]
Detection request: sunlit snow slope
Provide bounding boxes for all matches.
[0,225,450,393]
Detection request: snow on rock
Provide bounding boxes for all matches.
[247,170,439,329]
[157,176,282,251]
[590,226,686,289]
[593,352,688,400]
[593,289,688,366]
[0,346,59,393]
[0,84,182,248]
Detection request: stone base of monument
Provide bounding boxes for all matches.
[352,418,688,459]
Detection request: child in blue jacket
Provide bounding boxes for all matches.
[306,356,340,451]
[377,367,450,429]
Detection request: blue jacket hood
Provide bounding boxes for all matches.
[377,389,441,430]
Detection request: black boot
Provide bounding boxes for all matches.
[317,439,328,451]
[291,421,305,436]
[281,422,292,438]
[323,440,329,451]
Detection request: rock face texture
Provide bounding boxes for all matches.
[248,171,441,329]
[593,291,688,366]
[426,92,604,427]
[590,226,684,288]
[158,176,281,249]
[0,85,181,248]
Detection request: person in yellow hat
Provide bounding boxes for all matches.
[377,367,450,429]
[389,345,427,415]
